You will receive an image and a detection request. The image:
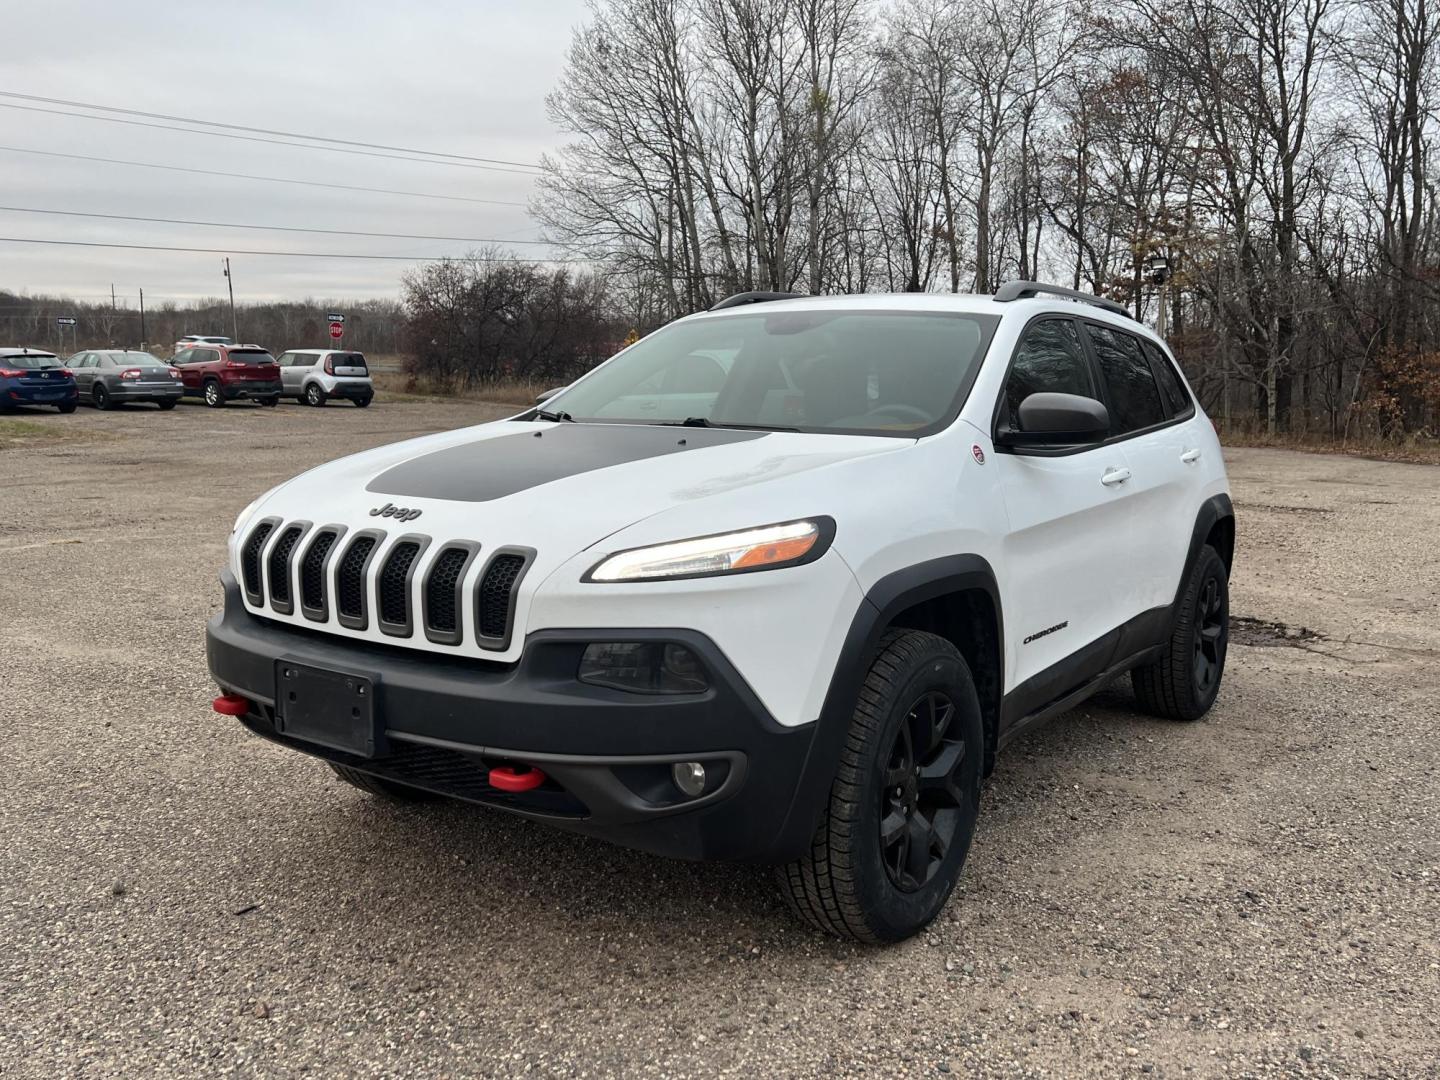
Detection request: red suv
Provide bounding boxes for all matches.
[172,343,282,408]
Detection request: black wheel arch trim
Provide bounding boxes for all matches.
[770,553,1004,861]
[1177,494,1234,615]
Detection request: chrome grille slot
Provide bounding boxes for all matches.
[422,543,479,646]
[240,519,277,605]
[376,535,430,637]
[475,547,534,651]
[265,523,307,615]
[336,532,381,630]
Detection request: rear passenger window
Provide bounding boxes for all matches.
[1002,319,1093,431]
[1142,340,1192,418]
[1085,324,1166,433]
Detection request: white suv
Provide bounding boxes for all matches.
[275,349,374,407]
[208,282,1233,943]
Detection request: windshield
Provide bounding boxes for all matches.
[4,354,62,370]
[545,309,997,435]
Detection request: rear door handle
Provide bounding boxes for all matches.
[1180,448,1202,464]
[1101,467,1132,487]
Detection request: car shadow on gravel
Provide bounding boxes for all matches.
[235,685,1197,964]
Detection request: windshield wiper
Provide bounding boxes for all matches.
[533,408,574,422]
[661,417,800,433]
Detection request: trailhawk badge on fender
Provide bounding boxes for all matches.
[369,502,422,521]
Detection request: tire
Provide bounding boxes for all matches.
[329,763,437,802]
[259,396,279,407]
[1131,544,1229,721]
[58,402,77,414]
[203,380,225,408]
[305,383,327,407]
[353,396,372,408]
[157,399,177,410]
[93,383,113,411]
[777,629,985,943]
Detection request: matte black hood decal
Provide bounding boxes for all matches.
[365,423,767,503]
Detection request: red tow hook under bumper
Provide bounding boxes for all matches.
[212,693,250,717]
[488,764,546,792]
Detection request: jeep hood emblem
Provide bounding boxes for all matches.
[370,502,422,522]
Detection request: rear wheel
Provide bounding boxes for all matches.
[778,629,984,943]
[203,380,224,408]
[1131,544,1229,721]
[157,399,177,410]
[259,396,279,407]
[305,383,326,407]
[329,763,437,802]
[93,383,113,411]
[58,401,77,414]
[353,395,372,408]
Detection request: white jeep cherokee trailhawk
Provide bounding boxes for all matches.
[208,281,1233,943]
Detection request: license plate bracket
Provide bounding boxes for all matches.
[274,660,382,757]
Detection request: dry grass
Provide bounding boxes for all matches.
[1220,428,1440,465]
[368,371,549,408]
[0,418,109,451]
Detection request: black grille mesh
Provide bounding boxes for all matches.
[300,530,338,612]
[241,521,274,599]
[425,547,470,634]
[337,535,377,620]
[478,554,526,640]
[266,526,303,606]
[378,541,421,627]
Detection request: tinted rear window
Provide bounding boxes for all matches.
[1084,324,1167,434]
[332,352,367,369]
[3,354,61,370]
[230,350,275,363]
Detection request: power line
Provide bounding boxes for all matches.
[0,237,583,263]
[0,146,529,206]
[0,102,547,177]
[0,90,547,172]
[0,205,554,245]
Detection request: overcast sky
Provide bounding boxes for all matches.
[1,0,590,307]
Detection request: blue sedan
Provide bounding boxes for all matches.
[0,348,79,413]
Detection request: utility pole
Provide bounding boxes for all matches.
[139,287,147,351]
[223,257,238,339]
[110,283,118,347]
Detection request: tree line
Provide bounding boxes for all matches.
[0,290,406,358]
[536,0,1440,438]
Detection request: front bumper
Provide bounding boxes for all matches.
[206,572,823,861]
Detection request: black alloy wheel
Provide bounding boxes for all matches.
[879,691,972,892]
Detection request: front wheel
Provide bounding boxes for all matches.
[305,383,327,407]
[777,629,984,943]
[1131,544,1229,721]
[203,380,224,408]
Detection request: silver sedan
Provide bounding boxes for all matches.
[69,350,184,410]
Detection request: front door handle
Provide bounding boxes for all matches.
[1101,467,1132,487]
[1180,448,1202,464]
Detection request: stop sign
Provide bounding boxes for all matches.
[328,321,344,340]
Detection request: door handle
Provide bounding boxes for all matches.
[1101,467,1132,487]
[1180,448,1202,464]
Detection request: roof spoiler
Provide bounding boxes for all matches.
[994,280,1134,320]
[709,291,807,311]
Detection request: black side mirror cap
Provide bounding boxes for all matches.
[535,387,563,404]
[998,392,1110,447]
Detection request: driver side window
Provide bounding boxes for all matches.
[1002,319,1094,431]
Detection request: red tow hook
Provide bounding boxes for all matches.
[212,694,251,717]
[488,764,546,792]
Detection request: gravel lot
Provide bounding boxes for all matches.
[3,400,1437,1078]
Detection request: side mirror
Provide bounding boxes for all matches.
[999,392,1110,447]
[535,387,564,404]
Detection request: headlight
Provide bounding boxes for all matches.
[585,518,833,582]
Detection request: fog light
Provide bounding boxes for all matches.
[671,761,706,798]
[578,642,709,694]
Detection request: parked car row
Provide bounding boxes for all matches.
[0,345,374,413]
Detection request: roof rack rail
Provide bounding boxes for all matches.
[709,291,807,311]
[994,280,1133,320]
